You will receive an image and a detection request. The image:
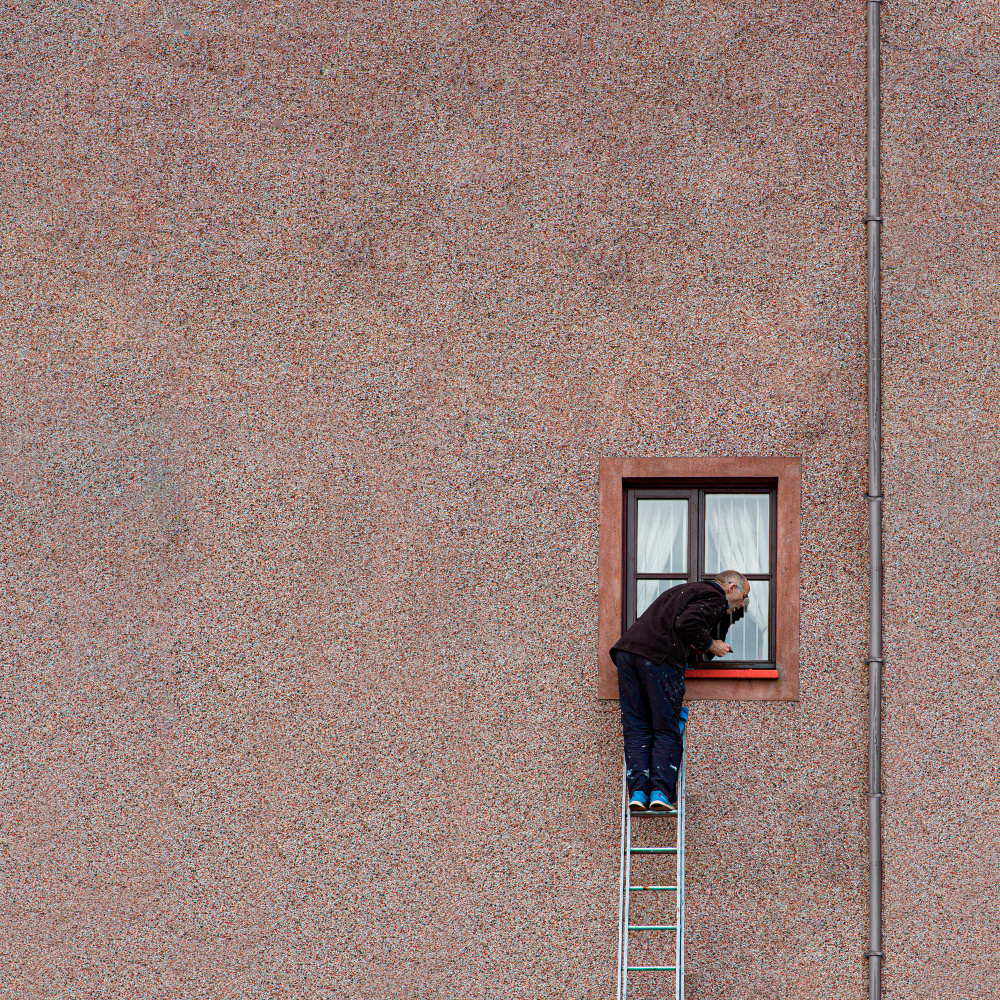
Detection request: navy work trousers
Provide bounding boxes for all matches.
[616,651,686,802]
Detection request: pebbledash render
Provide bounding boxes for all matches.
[3,3,998,999]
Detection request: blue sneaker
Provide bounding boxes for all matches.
[649,790,675,812]
[679,706,689,739]
[628,790,649,812]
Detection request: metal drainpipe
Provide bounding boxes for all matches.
[865,0,884,997]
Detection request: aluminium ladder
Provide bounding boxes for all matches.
[616,707,688,1000]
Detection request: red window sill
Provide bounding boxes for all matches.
[685,669,780,679]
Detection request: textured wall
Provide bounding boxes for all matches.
[1,1,996,998]
[880,3,1000,999]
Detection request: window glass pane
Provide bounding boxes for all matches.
[637,499,688,574]
[704,493,770,575]
[724,580,770,660]
[637,578,688,619]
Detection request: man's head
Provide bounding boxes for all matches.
[714,569,750,612]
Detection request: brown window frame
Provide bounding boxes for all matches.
[598,457,800,702]
[626,483,778,668]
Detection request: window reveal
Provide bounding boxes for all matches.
[598,457,800,702]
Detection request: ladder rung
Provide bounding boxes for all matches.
[627,965,677,972]
[629,846,677,854]
[631,808,677,815]
[628,924,677,931]
[628,885,677,891]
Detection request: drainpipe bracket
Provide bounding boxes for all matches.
[864,952,884,961]
[864,658,883,664]
[864,217,883,223]
[863,493,883,500]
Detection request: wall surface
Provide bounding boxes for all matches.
[1,2,997,998]
[879,4,1000,998]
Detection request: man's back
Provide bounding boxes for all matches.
[610,580,728,670]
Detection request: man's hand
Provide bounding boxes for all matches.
[691,641,732,657]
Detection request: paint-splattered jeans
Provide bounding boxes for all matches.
[616,651,685,802]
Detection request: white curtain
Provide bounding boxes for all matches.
[724,581,769,660]
[636,499,687,573]
[705,494,770,660]
[704,494,769,574]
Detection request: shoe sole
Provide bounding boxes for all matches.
[629,800,648,812]
[649,800,674,811]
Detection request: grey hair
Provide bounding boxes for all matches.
[714,569,749,591]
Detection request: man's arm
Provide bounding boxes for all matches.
[698,605,744,658]
[693,639,732,657]
[676,597,729,657]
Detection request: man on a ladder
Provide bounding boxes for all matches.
[610,570,750,811]
[613,570,751,1000]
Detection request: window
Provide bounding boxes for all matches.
[627,485,776,670]
[598,457,800,702]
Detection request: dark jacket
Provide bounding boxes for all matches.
[611,580,733,672]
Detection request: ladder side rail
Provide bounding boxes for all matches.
[675,732,687,1000]
[622,802,634,999]
[617,758,628,1000]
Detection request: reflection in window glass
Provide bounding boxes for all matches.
[636,578,687,618]
[704,494,770,575]
[637,499,688,573]
[723,580,769,660]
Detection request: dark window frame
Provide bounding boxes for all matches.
[624,483,778,668]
